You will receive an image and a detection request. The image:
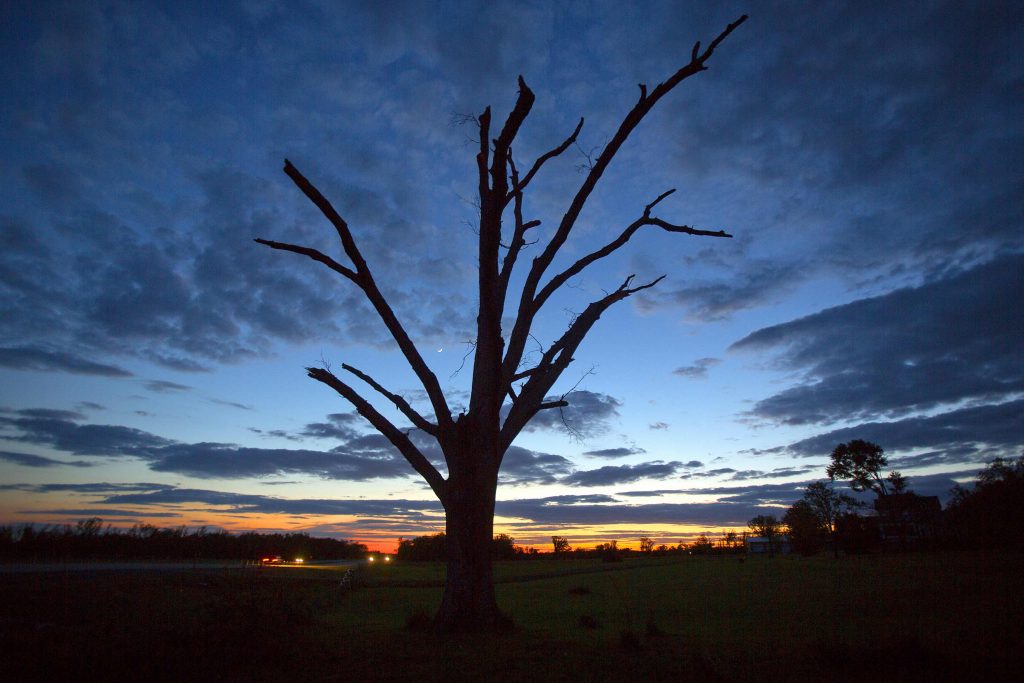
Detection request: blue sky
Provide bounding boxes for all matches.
[1,1,1021,550]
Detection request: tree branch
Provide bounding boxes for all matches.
[500,15,747,392]
[307,367,446,499]
[253,238,358,282]
[535,192,732,305]
[512,117,585,199]
[275,160,453,431]
[500,273,664,450]
[341,363,438,437]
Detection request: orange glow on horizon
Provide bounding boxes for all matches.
[2,498,746,556]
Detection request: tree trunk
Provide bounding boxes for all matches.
[435,434,511,631]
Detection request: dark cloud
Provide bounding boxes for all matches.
[783,399,1024,464]
[680,467,736,479]
[519,390,621,437]
[148,443,410,481]
[679,481,811,507]
[208,398,252,410]
[2,482,173,494]
[635,3,1024,322]
[673,357,720,379]
[499,446,574,485]
[143,380,191,393]
[496,498,755,528]
[733,255,1024,425]
[300,412,363,441]
[581,446,646,459]
[24,509,180,518]
[0,450,94,468]
[0,345,132,377]
[648,422,669,431]
[101,488,443,517]
[562,461,682,487]
[0,410,570,486]
[642,261,805,322]
[0,413,175,457]
[727,466,817,481]
[0,412,418,481]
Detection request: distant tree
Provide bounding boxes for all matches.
[783,500,825,555]
[397,532,448,562]
[492,533,518,560]
[551,536,570,555]
[691,534,714,554]
[802,481,859,557]
[887,470,910,494]
[639,536,655,553]
[721,530,738,550]
[827,440,892,497]
[748,515,782,558]
[256,16,747,630]
[596,540,621,562]
[946,455,1024,548]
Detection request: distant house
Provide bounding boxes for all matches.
[746,535,791,555]
[873,494,942,546]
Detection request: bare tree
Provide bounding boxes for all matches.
[256,15,747,631]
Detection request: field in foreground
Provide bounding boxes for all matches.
[2,550,1022,681]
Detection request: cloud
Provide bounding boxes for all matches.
[783,398,1024,464]
[732,255,1024,425]
[562,461,683,487]
[581,446,646,459]
[495,498,755,528]
[648,422,669,431]
[0,450,94,468]
[143,380,192,393]
[499,445,574,485]
[673,357,720,379]
[0,411,423,482]
[727,466,817,481]
[101,488,443,517]
[519,390,621,437]
[148,443,410,481]
[300,413,364,441]
[24,508,180,518]
[0,413,175,457]
[0,345,132,377]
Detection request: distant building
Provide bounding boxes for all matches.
[873,494,942,546]
[746,534,791,555]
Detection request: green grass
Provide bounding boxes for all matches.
[2,551,1021,681]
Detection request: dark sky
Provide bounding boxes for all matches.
[0,1,1021,549]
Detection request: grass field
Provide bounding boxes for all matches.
[2,550,1022,681]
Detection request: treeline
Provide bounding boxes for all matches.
[395,532,746,563]
[0,518,367,562]
[770,446,1024,556]
[396,532,533,561]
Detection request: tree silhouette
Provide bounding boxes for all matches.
[257,15,747,630]
[783,500,824,555]
[748,514,782,558]
[802,480,859,557]
[827,439,892,497]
